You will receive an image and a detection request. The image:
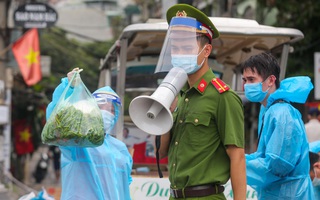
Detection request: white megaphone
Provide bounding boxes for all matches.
[129,67,188,135]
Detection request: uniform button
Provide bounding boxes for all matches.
[173,163,176,167]
[194,119,199,123]
[174,185,177,188]
[185,98,189,102]
[175,141,178,145]
[179,120,183,123]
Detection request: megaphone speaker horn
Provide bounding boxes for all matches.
[129,67,188,135]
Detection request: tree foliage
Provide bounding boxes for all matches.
[38,27,115,97]
[257,0,320,81]
[249,0,320,101]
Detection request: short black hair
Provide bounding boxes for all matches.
[239,52,280,88]
[309,107,320,117]
[309,151,320,171]
[197,34,210,46]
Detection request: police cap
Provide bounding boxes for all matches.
[166,4,220,42]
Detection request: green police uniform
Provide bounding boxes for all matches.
[169,69,245,200]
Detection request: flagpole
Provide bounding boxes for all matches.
[0,43,12,57]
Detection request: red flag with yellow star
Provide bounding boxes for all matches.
[13,119,34,155]
[12,28,41,86]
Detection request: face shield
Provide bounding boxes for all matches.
[155,16,211,73]
[92,92,121,133]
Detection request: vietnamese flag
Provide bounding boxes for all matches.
[12,28,41,86]
[13,119,34,155]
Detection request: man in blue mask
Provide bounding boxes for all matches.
[240,52,314,199]
[156,4,247,200]
[310,141,320,199]
[309,150,320,199]
[46,68,132,200]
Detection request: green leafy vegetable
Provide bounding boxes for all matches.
[42,104,104,147]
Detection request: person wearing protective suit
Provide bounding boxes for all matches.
[240,52,314,199]
[309,150,320,199]
[46,68,132,200]
[310,140,320,199]
[157,4,246,200]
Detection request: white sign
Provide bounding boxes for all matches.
[315,52,320,100]
[41,55,51,77]
[0,105,9,124]
[130,177,258,200]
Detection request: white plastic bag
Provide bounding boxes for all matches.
[19,187,55,200]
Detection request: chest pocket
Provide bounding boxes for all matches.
[185,113,211,126]
[184,113,211,145]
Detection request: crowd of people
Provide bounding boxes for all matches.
[41,3,320,200]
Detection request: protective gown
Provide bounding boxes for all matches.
[309,141,320,200]
[46,78,132,200]
[310,141,320,154]
[246,76,314,199]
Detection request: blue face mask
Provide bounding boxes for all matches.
[171,46,206,74]
[244,81,269,103]
[101,110,115,133]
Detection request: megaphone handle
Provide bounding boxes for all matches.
[155,135,163,178]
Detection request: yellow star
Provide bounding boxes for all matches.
[19,128,31,143]
[24,48,39,67]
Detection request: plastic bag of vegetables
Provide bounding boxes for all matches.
[41,70,104,147]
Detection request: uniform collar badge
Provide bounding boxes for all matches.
[197,78,207,93]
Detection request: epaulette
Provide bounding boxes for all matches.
[211,78,229,94]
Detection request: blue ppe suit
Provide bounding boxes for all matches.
[310,141,320,154]
[46,77,132,200]
[309,141,320,200]
[246,76,314,199]
[314,184,320,200]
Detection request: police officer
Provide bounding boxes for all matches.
[156,4,246,200]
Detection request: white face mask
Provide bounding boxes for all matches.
[101,110,115,133]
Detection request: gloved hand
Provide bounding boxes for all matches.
[67,68,82,86]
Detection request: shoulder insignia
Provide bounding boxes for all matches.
[197,78,207,93]
[211,78,229,94]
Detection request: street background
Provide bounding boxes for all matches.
[0,145,61,200]
[1,0,320,199]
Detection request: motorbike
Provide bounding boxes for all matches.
[33,152,49,183]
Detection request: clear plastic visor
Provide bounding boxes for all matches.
[155,17,203,73]
[92,93,121,115]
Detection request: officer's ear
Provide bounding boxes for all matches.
[204,44,212,57]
